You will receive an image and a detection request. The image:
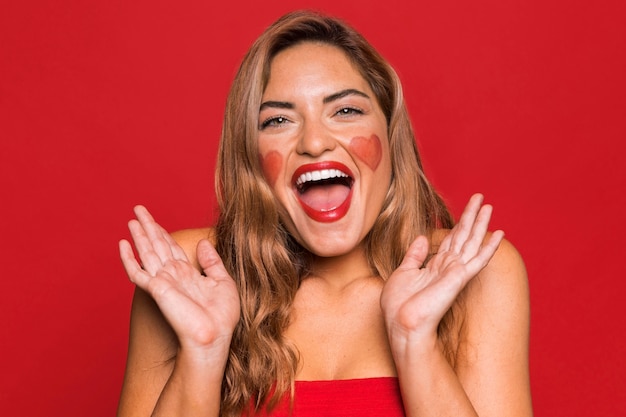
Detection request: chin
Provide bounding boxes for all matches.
[280,208,373,259]
[299,235,366,258]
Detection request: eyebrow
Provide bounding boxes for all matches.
[259,89,370,111]
[323,88,370,104]
[259,101,294,111]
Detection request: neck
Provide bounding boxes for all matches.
[307,244,376,290]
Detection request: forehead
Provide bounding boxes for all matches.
[263,42,371,98]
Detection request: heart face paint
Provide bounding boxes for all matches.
[349,134,383,171]
[255,43,394,258]
[260,151,282,187]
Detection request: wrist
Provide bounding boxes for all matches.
[176,335,232,371]
[152,344,228,417]
[385,321,440,361]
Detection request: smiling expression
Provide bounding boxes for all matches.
[257,42,392,257]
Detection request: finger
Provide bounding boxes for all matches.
[142,215,189,261]
[449,193,484,253]
[399,235,430,271]
[128,219,165,275]
[197,239,232,282]
[133,205,175,263]
[436,231,453,254]
[436,194,483,253]
[465,230,505,274]
[119,239,152,288]
[157,223,189,261]
[459,203,494,261]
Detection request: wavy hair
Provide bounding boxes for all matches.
[214,10,456,416]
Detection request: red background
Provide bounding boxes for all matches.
[1,0,624,415]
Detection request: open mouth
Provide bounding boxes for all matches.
[292,162,354,222]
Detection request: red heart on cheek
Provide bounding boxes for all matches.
[259,151,282,187]
[349,134,383,171]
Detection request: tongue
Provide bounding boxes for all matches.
[299,184,350,211]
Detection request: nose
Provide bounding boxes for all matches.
[296,120,336,157]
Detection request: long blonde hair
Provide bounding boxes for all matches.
[214,10,455,416]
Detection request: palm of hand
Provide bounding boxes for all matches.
[381,194,504,341]
[120,206,240,351]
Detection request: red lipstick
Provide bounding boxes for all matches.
[291,161,354,223]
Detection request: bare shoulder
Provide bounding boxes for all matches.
[456,237,532,416]
[118,291,177,415]
[461,236,530,362]
[170,227,214,270]
[465,236,529,318]
[429,228,527,292]
[483,236,527,278]
[117,227,214,416]
[430,228,531,413]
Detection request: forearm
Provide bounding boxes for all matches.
[152,344,230,417]
[391,334,477,417]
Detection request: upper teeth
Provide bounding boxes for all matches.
[296,169,349,186]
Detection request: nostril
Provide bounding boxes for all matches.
[297,125,337,156]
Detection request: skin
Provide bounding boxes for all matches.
[349,134,383,171]
[117,42,532,417]
[259,150,282,187]
[257,43,392,259]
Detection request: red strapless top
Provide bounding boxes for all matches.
[249,377,405,416]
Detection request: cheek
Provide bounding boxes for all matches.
[259,150,283,187]
[349,134,383,171]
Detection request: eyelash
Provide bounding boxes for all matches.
[259,106,364,129]
[335,106,364,116]
[260,115,290,129]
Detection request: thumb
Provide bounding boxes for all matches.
[196,239,229,280]
[400,235,429,270]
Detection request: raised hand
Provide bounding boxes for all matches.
[119,206,240,355]
[380,194,504,344]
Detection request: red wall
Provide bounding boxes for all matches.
[1,0,624,415]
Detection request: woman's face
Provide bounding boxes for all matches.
[257,42,392,257]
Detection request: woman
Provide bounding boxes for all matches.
[117,10,532,417]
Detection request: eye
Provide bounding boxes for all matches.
[335,106,364,117]
[260,115,290,130]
